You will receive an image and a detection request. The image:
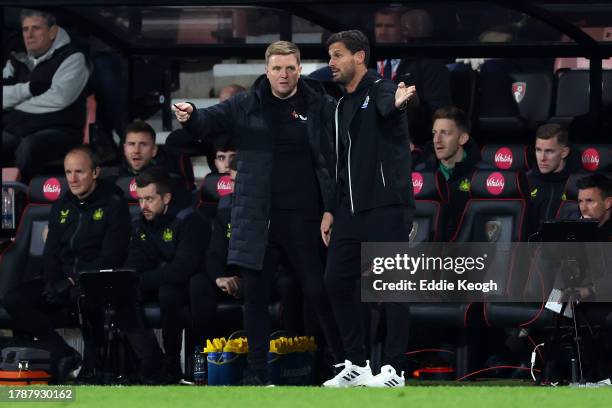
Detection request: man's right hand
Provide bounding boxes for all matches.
[172,102,193,123]
[215,276,241,298]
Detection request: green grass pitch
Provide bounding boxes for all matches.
[9,385,612,408]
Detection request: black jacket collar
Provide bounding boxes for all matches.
[65,178,118,209]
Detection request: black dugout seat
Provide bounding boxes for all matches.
[450,69,477,119]
[452,170,529,243]
[115,175,141,220]
[479,144,529,172]
[552,70,612,126]
[574,144,612,173]
[478,72,553,140]
[197,172,232,222]
[555,173,584,220]
[0,176,72,327]
[411,170,447,243]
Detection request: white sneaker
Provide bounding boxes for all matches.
[364,365,405,387]
[322,360,374,387]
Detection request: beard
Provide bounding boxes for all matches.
[332,64,356,84]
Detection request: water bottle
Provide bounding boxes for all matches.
[193,346,206,385]
[2,189,14,230]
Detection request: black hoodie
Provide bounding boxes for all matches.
[43,179,131,283]
[527,163,572,231]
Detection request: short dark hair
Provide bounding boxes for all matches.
[229,155,238,172]
[20,9,56,28]
[124,120,156,142]
[213,135,236,155]
[65,144,101,170]
[135,166,172,197]
[432,106,471,134]
[535,123,568,147]
[576,173,612,198]
[375,6,408,18]
[326,30,370,66]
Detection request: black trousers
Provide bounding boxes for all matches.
[2,129,81,182]
[324,201,413,371]
[149,283,188,362]
[241,209,344,372]
[188,272,219,343]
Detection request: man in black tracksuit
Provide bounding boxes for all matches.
[413,106,481,241]
[124,167,210,384]
[527,123,575,233]
[323,30,415,387]
[2,145,137,383]
[174,41,343,384]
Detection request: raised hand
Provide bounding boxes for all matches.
[395,82,418,109]
[173,102,194,123]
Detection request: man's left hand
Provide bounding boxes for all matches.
[321,212,334,247]
[395,82,418,110]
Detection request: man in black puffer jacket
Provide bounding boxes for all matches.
[1,145,146,383]
[174,41,343,385]
[125,167,211,384]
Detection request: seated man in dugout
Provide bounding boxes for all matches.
[1,145,160,384]
[120,119,195,191]
[2,9,89,182]
[125,166,210,384]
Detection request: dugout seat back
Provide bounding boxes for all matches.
[411,170,447,242]
[479,144,529,171]
[114,176,141,220]
[555,173,583,220]
[452,170,529,300]
[477,72,553,135]
[197,173,232,222]
[574,144,612,173]
[0,176,68,327]
[452,170,528,243]
[450,69,477,119]
[552,70,612,126]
